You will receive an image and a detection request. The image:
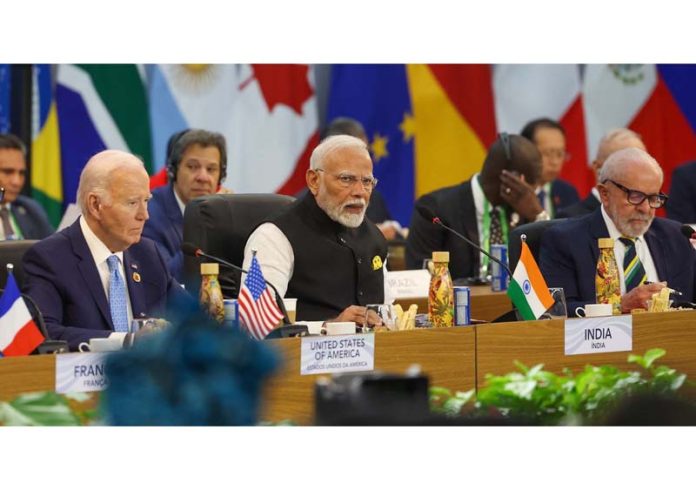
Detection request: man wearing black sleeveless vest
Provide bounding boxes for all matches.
[242,135,387,323]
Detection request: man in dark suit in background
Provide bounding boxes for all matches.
[23,150,188,350]
[406,133,546,281]
[558,128,646,218]
[0,133,54,240]
[521,118,579,217]
[540,147,694,317]
[666,160,696,224]
[142,129,227,282]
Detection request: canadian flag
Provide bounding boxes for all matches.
[148,64,318,195]
[493,64,593,197]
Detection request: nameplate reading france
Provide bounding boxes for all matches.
[565,315,633,356]
[301,333,375,375]
[55,353,109,394]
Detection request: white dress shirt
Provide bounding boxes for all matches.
[600,205,659,294]
[79,216,133,339]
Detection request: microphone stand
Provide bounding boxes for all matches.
[431,217,513,279]
[184,246,309,338]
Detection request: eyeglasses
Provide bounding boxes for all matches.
[315,169,378,190]
[604,179,669,209]
[540,148,571,162]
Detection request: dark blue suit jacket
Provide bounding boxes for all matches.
[142,185,184,281]
[548,179,580,217]
[22,220,190,350]
[540,209,696,316]
[10,195,54,239]
[666,161,696,224]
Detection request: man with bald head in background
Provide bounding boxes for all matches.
[23,150,188,350]
[558,128,646,218]
[540,147,695,316]
[242,135,387,324]
[406,133,546,281]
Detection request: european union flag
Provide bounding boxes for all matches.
[327,65,414,225]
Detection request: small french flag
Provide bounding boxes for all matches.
[0,272,44,357]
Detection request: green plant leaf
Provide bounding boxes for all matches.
[0,392,81,426]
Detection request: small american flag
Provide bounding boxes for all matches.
[238,254,284,340]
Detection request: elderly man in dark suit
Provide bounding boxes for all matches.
[406,133,546,281]
[540,147,695,317]
[558,128,646,218]
[23,150,190,350]
[0,133,54,240]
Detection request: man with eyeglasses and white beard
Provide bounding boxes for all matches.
[241,135,387,323]
[540,147,696,317]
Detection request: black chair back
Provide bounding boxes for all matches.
[507,219,567,271]
[182,193,295,298]
[0,240,39,289]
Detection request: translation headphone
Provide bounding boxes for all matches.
[165,129,228,184]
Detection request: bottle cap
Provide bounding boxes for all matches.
[432,251,450,262]
[201,263,219,275]
[598,238,614,249]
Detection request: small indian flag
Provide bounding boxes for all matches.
[507,242,555,321]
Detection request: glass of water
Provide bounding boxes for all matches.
[545,288,568,319]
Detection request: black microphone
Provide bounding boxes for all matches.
[182,243,291,325]
[415,204,514,280]
[0,187,5,202]
[680,224,696,240]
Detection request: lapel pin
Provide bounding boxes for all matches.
[132,272,141,283]
[131,263,139,270]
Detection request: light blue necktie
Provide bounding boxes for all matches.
[107,255,129,332]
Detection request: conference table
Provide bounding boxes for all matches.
[2,305,696,425]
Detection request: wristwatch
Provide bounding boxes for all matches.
[534,210,550,222]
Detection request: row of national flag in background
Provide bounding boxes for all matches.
[29,64,320,228]
[328,64,696,224]
[23,64,696,229]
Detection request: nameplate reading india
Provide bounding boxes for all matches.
[55,353,109,394]
[300,333,375,375]
[565,315,633,355]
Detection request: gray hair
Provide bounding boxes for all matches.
[309,134,369,170]
[599,147,663,185]
[77,150,145,213]
[595,128,644,163]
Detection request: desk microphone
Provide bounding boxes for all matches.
[681,224,696,240]
[181,242,291,326]
[415,204,513,280]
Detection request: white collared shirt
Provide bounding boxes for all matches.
[173,186,186,216]
[471,173,505,275]
[79,216,134,327]
[600,205,659,294]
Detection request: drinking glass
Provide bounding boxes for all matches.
[365,304,398,331]
[545,287,568,319]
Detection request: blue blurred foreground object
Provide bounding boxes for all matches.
[103,306,279,425]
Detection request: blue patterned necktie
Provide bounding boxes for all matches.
[619,237,647,292]
[107,255,129,332]
[537,188,547,210]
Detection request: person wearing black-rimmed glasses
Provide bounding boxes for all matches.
[540,147,696,316]
[241,134,387,324]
